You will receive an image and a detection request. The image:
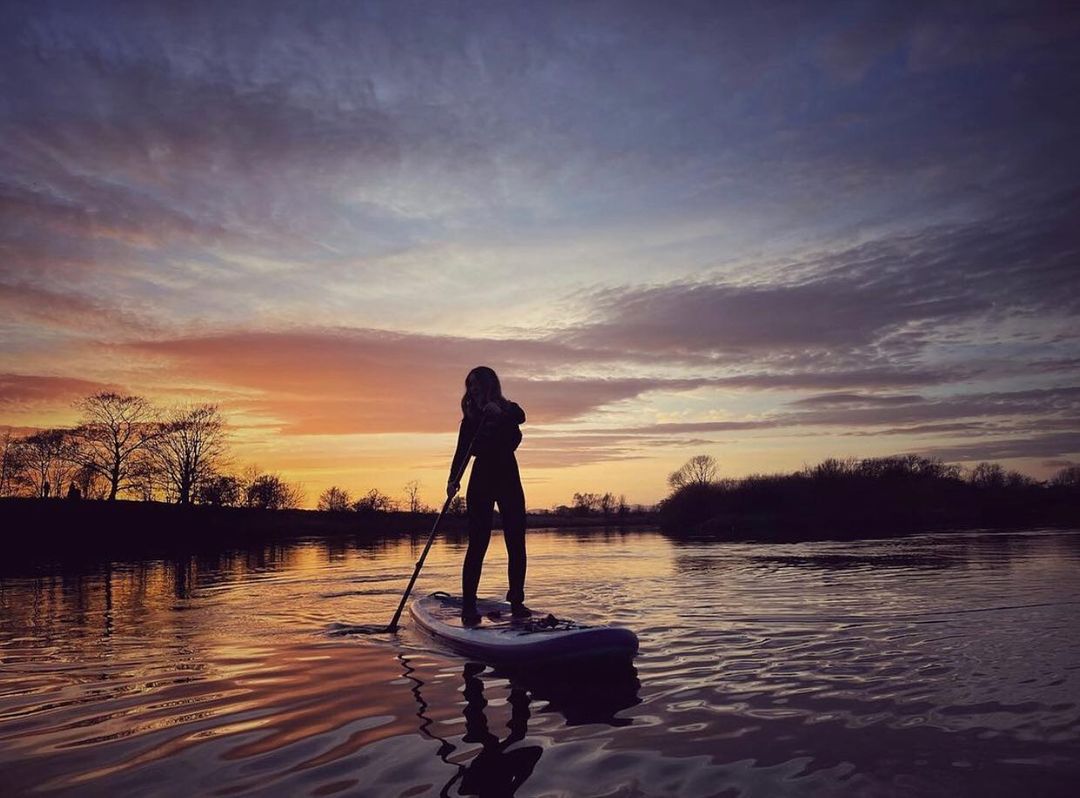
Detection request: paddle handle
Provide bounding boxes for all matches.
[387,422,481,631]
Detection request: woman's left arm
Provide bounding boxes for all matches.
[504,401,526,425]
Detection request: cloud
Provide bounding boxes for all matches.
[120,328,727,433]
[521,430,716,469]
[845,422,991,437]
[564,190,1080,362]
[116,323,988,436]
[915,432,1080,462]
[816,2,930,82]
[0,373,117,408]
[0,282,154,335]
[788,392,926,407]
[570,386,1080,441]
[783,387,1080,428]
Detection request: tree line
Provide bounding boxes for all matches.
[659,453,1080,537]
[314,480,452,515]
[315,485,650,518]
[1,391,650,518]
[0,392,304,509]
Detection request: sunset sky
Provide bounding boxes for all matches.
[2,1,1078,508]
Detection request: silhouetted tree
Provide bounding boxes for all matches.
[244,471,304,510]
[22,429,76,498]
[353,488,397,513]
[74,462,108,500]
[318,486,353,512]
[668,454,718,490]
[617,494,629,516]
[195,474,242,507]
[71,393,160,500]
[572,492,600,514]
[0,430,31,496]
[448,495,467,516]
[969,462,1006,489]
[152,405,228,505]
[127,452,163,502]
[404,479,423,513]
[599,492,616,516]
[1004,470,1037,488]
[1051,464,1080,489]
[806,457,858,479]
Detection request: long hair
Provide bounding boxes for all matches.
[461,366,505,420]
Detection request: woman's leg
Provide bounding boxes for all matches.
[464,471,495,605]
[498,468,528,605]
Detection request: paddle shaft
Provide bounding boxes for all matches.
[387,420,483,632]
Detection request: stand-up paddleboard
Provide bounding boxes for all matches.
[410,592,638,664]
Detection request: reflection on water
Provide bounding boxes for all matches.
[1,528,1079,796]
[400,650,640,796]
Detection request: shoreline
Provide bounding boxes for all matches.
[3,497,1077,573]
[0,497,659,567]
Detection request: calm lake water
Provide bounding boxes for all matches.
[2,527,1079,797]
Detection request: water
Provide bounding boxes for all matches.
[2,527,1079,796]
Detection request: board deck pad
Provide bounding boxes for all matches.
[409,592,638,664]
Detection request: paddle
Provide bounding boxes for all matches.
[386,415,485,632]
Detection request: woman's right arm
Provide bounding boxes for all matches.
[447,417,472,493]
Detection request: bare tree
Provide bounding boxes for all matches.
[195,473,243,506]
[1051,464,1080,489]
[71,393,159,500]
[152,405,228,505]
[1,430,31,496]
[599,492,616,516]
[244,472,303,510]
[448,495,467,516]
[318,486,353,512]
[47,432,80,499]
[969,462,1006,489]
[74,462,108,500]
[21,429,75,498]
[572,492,600,514]
[353,488,397,513]
[404,479,423,513]
[127,452,164,502]
[668,454,718,490]
[239,475,300,511]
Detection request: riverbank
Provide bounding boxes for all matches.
[0,498,658,568]
[658,468,1080,541]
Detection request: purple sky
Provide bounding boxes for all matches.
[1,1,1078,505]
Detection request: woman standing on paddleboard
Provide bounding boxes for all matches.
[447,366,530,626]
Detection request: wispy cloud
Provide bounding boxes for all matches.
[0,283,155,336]
[916,432,1080,463]
[121,329,726,433]
[0,373,117,409]
[1,1,1079,500]
[565,192,1080,362]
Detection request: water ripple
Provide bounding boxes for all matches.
[1,528,1079,796]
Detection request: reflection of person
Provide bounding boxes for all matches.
[400,651,639,798]
[459,663,541,797]
[447,366,530,625]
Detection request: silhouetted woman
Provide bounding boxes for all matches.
[447,366,530,625]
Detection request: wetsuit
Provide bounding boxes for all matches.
[448,399,527,606]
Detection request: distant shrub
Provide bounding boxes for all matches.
[658,454,1061,539]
